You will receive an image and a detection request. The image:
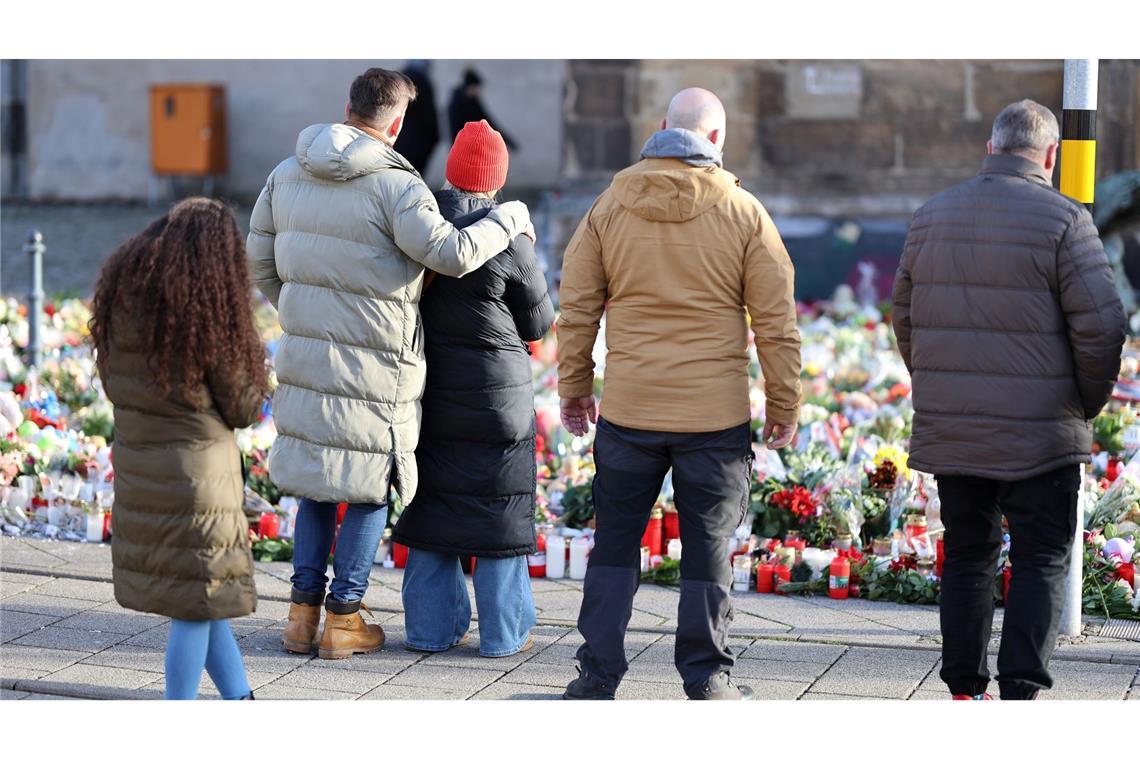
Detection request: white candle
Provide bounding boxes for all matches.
[546,536,567,579]
[667,538,683,561]
[569,537,590,580]
[85,509,104,542]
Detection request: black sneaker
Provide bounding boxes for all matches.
[686,672,755,701]
[562,666,617,700]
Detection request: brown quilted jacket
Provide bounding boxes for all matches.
[892,153,1127,480]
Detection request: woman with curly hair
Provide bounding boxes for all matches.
[90,197,269,700]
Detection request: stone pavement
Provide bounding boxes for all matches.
[2,536,1138,701]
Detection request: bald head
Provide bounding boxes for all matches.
[664,87,727,149]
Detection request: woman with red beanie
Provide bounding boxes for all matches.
[393,120,554,657]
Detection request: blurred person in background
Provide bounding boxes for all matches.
[394,59,440,175]
[248,67,533,661]
[892,99,1127,700]
[448,67,518,150]
[393,119,554,657]
[91,197,269,700]
[556,87,802,700]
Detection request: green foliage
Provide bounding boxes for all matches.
[1093,409,1135,456]
[251,537,294,562]
[1081,538,1140,620]
[855,559,939,605]
[561,481,595,529]
[641,557,681,587]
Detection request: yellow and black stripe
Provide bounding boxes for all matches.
[1060,109,1096,208]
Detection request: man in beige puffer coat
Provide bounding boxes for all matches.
[247,67,533,660]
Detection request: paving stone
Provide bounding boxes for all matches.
[809,648,935,698]
[422,639,542,670]
[736,678,812,700]
[47,663,162,690]
[79,644,167,674]
[739,640,847,664]
[800,692,896,700]
[358,684,463,700]
[1,609,58,642]
[303,650,421,675]
[0,644,91,673]
[499,661,579,689]
[269,664,392,695]
[470,682,565,700]
[616,679,686,700]
[0,666,49,681]
[35,578,118,602]
[0,572,51,598]
[23,693,83,700]
[121,622,171,649]
[254,684,359,700]
[843,646,941,664]
[54,610,166,636]
[10,625,130,653]
[623,659,686,685]
[730,612,797,636]
[384,663,503,695]
[0,689,31,699]
[148,669,281,699]
[3,593,103,618]
[529,643,581,666]
[731,657,832,683]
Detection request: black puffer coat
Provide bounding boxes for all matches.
[893,153,1127,481]
[393,190,555,557]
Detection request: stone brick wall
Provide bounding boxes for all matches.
[563,59,1140,215]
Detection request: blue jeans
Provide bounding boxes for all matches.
[290,499,388,606]
[402,548,536,657]
[165,619,249,700]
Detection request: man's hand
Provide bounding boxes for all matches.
[762,420,797,450]
[497,200,533,242]
[560,396,597,437]
[521,221,536,243]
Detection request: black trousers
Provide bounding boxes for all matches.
[575,418,753,694]
[936,465,1079,700]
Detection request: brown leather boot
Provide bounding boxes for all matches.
[282,600,323,654]
[318,599,385,660]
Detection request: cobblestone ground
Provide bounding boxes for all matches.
[1,537,1137,700]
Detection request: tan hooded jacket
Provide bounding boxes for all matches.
[557,156,802,433]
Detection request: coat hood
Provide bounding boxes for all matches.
[610,155,733,223]
[295,123,415,181]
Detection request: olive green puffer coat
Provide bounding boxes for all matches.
[100,317,266,621]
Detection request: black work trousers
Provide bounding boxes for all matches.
[935,465,1079,700]
[575,418,753,695]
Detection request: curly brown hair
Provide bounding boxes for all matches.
[90,197,267,401]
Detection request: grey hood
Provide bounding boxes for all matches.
[639,128,723,168]
[295,123,415,182]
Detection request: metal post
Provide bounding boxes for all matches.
[1056,59,1098,639]
[23,229,44,369]
[1060,59,1098,209]
[1059,463,1086,637]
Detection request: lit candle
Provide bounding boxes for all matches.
[85,509,104,542]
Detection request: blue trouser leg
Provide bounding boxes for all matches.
[402,548,472,651]
[328,502,388,604]
[166,619,249,700]
[472,555,536,657]
[204,619,251,700]
[290,498,337,605]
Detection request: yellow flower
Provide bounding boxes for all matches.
[873,445,911,481]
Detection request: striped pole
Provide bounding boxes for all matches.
[1058,59,1097,639]
[1060,59,1098,209]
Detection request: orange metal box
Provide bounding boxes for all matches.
[149,84,227,175]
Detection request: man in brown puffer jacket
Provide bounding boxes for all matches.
[892,99,1126,701]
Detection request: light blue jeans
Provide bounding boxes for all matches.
[402,548,536,657]
[165,619,249,700]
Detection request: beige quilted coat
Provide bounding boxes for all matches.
[247,123,529,505]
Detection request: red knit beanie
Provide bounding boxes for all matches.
[446,120,509,193]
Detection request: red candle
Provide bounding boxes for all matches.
[641,507,664,557]
[773,564,792,595]
[392,542,409,568]
[756,563,775,593]
[103,510,113,541]
[828,555,850,600]
[936,538,945,577]
[1117,562,1135,588]
[1002,566,1012,604]
[257,513,279,540]
[664,508,680,543]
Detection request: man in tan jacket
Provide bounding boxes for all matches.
[558,88,802,700]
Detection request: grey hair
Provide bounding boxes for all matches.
[440,179,498,199]
[991,99,1060,154]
